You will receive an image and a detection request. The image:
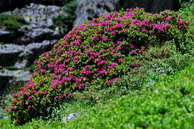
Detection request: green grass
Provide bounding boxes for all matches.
[0,57,193,129]
[0,14,27,30]
[63,61,194,129]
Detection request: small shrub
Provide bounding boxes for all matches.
[6,8,191,124]
[112,43,193,91]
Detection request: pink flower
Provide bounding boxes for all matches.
[118,58,124,63]
[73,40,81,46]
[82,45,89,49]
[61,41,69,48]
[11,93,19,98]
[107,78,119,85]
[108,63,118,69]
[27,96,33,100]
[98,69,108,75]
[126,13,135,18]
[25,81,35,89]
[61,77,71,82]
[153,24,171,31]
[20,90,29,95]
[113,24,123,28]
[32,90,38,94]
[77,83,85,89]
[111,31,117,35]
[66,51,74,56]
[27,105,32,110]
[177,20,184,25]
[165,16,173,21]
[101,20,110,25]
[67,67,75,71]
[41,69,46,73]
[80,69,91,75]
[101,36,109,41]
[51,80,61,89]
[52,75,61,79]
[97,60,107,65]
[129,49,137,54]
[88,51,100,56]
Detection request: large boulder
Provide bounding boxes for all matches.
[74,0,119,25]
[0,3,67,91]
[74,0,181,25]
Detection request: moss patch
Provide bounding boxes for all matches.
[0,14,27,30]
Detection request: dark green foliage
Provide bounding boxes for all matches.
[53,0,77,33]
[0,14,27,30]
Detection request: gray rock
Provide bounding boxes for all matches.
[74,0,181,25]
[0,44,24,67]
[63,113,79,123]
[0,69,31,81]
[0,40,56,66]
[0,3,65,91]
[0,111,8,119]
[0,68,31,90]
[0,40,56,90]
[3,3,66,43]
[74,0,119,25]
[0,29,10,36]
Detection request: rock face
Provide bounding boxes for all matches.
[74,0,119,25]
[74,0,180,25]
[117,0,180,12]
[0,3,67,91]
[2,3,65,44]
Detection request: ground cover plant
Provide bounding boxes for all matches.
[63,61,194,129]
[6,8,192,125]
[0,14,27,30]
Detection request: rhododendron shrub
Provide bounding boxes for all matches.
[7,8,191,124]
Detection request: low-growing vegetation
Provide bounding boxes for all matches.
[0,14,27,30]
[53,0,77,33]
[0,55,193,129]
[5,7,193,125]
[64,62,194,129]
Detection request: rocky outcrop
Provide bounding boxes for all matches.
[0,40,56,90]
[0,3,68,91]
[2,3,66,44]
[117,0,180,12]
[74,0,181,25]
[74,0,119,25]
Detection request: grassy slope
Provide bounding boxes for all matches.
[0,60,193,129]
[64,61,194,129]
